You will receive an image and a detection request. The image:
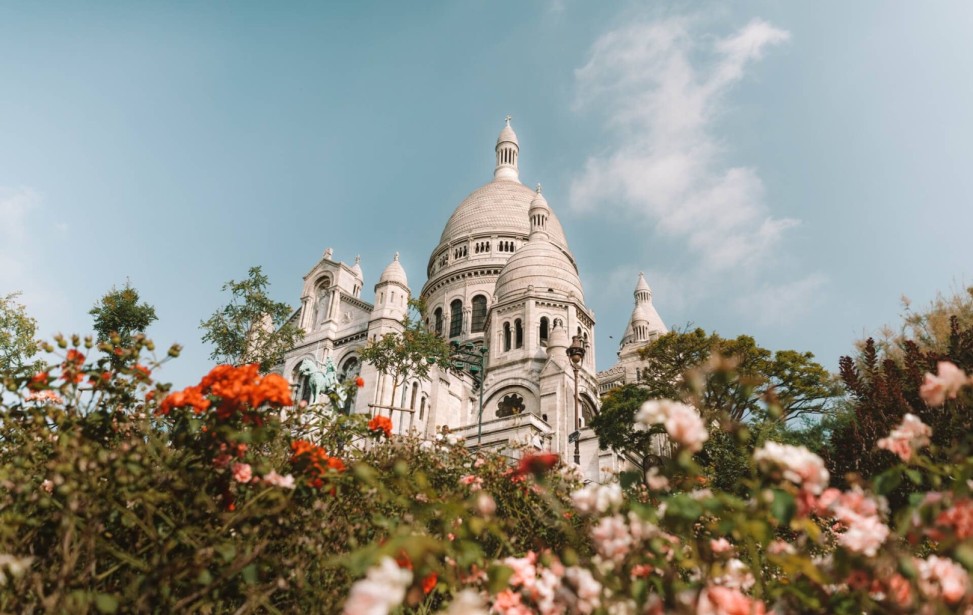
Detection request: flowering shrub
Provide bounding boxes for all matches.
[3,334,973,613]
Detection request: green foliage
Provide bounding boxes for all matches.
[594,329,840,493]
[0,292,41,372]
[636,328,841,423]
[199,266,304,373]
[359,299,452,408]
[89,284,157,368]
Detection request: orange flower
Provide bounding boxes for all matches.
[65,349,85,365]
[156,364,291,417]
[290,439,345,489]
[28,372,49,390]
[513,452,560,478]
[355,376,365,388]
[421,572,438,594]
[134,364,152,380]
[368,415,393,438]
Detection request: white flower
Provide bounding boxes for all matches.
[565,566,602,614]
[635,400,708,452]
[571,483,623,515]
[342,556,413,615]
[753,441,830,494]
[439,589,488,615]
[263,471,296,489]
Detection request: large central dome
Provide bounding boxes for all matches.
[438,180,568,248]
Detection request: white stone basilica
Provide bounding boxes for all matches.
[278,120,668,482]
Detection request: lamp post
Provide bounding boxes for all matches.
[447,341,489,448]
[566,335,586,466]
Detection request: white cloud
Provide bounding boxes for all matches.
[733,273,829,327]
[570,16,793,272]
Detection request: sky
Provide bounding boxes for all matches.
[2,1,972,388]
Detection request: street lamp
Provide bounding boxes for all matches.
[566,335,586,466]
[448,341,489,448]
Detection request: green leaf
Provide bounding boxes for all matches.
[873,469,902,496]
[487,564,514,594]
[770,489,796,526]
[242,564,258,585]
[94,594,119,614]
[619,470,642,490]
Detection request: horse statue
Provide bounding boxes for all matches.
[297,357,347,408]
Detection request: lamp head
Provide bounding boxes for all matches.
[567,335,586,365]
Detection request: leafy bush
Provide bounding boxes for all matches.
[2,334,973,613]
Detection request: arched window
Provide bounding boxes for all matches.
[539,317,549,346]
[434,307,443,336]
[497,393,525,418]
[410,382,419,409]
[419,397,426,421]
[515,319,523,349]
[471,295,487,333]
[449,299,463,338]
[339,356,360,381]
[503,322,511,351]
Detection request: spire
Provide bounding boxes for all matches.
[620,272,667,348]
[635,272,652,304]
[528,183,550,238]
[494,116,520,182]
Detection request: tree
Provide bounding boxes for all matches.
[591,328,840,490]
[359,300,452,410]
[634,328,841,424]
[829,313,973,490]
[0,292,41,372]
[200,266,304,373]
[89,284,158,365]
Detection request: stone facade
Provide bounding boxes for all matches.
[277,120,667,482]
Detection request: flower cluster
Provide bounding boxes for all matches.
[158,363,292,420]
[368,415,393,438]
[342,556,413,615]
[876,412,931,462]
[290,439,345,489]
[753,441,830,494]
[919,360,970,406]
[635,399,708,452]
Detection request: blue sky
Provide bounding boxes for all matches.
[2,1,972,387]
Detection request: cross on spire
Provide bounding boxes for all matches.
[505,114,512,126]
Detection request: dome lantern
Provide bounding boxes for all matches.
[494,115,520,182]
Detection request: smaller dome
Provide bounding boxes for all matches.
[350,255,363,279]
[497,116,518,146]
[495,239,583,303]
[378,252,408,287]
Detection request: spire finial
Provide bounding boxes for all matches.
[355,255,361,264]
[505,114,512,126]
[536,183,542,194]
[393,252,399,261]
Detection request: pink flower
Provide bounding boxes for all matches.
[919,361,969,406]
[697,586,766,615]
[475,492,496,517]
[492,590,531,615]
[231,462,252,484]
[753,442,830,494]
[263,470,295,489]
[836,514,889,557]
[459,474,483,491]
[877,413,932,462]
[41,479,54,494]
[591,515,633,563]
[710,538,733,555]
[343,556,413,615]
[917,555,968,604]
[636,400,708,453]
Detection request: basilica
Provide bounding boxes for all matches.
[278,119,668,482]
